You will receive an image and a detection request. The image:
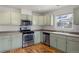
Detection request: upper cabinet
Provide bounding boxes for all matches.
[74,7,79,25]
[0,7,11,25]
[10,8,21,25]
[43,15,51,25]
[38,16,44,25]
[0,6,21,25]
[21,14,32,21]
[32,15,39,25]
[32,15,51,25]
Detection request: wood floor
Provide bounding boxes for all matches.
[8,43,60,53]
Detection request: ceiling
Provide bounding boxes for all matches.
[5,5,67,13]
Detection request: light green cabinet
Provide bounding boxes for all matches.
[34,31,42,44]
[10,8,21,25]
[0,38,5,52]
[56,35,66,52]
[50,33,79,53]
[3,36,11,51]
[0,33,22,52]
[50,34,57,48]
[0,35,11,52]
[74,7,79,25]
[50,33,66,52]
[11,33,22,49]
[67,37,79,53]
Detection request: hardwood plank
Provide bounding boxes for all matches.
[7,43,61,53]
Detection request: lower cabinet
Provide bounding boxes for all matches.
[50,34,57,48]
[50,33,79,53]
[11,33,22,49]
[67,39,79,53]
[34,31,41,44]
[0,33,22,52]
[3,36,11,51]
[50,34,66,52]
[56,36,66,52]
[0,35,11,52]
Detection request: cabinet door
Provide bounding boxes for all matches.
[0,38,4,52]
[43,15,51,25]
[11,8,21,25]
[50,34,57,48]
[74,7,79,25]
[34,31,41,44]
[38,16,44,25]
[11,33,22,49]
[43,16,47,25]
[0,35,11,52]
[3,36,11,51]
[32,15,39,25]
[46,16,51,25]
[67,38,79,53]
[56,35,66,52]
[51,15,54,25]
[0,7,10,25]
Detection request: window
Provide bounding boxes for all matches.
[55,14,73,28]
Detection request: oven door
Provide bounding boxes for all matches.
[23,34,34,47]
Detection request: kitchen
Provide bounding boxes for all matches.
[0,5,79,53]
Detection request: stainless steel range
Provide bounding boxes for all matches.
[20,20,34,48]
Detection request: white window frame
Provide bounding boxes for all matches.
[55,13,73,30]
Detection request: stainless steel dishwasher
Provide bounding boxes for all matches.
[43,32,50,46]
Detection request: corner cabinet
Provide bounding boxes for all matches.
[74,7,79,25]
[34,31,43,44]
[10,8,21,25]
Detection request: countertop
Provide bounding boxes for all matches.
[32,29,79,38]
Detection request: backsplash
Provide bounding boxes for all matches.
[0,25,79,32]
[42,25,79,32]
[0,25,20,31]
[31,26,42,30]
